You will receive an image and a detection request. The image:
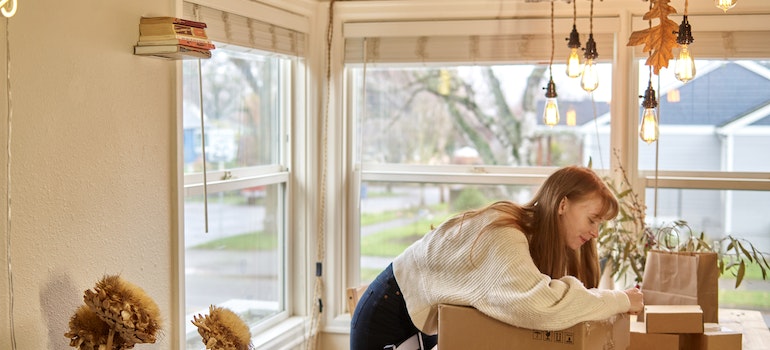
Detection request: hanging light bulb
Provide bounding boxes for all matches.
[543,78,560,127]
[581,34,599,92]
[675,15,696,82]
[715,0,737,12]
[580,0,599,92]
[567,48,582,78]
[565,0,582,78]
[566,26,582,78]
[543,0,559,127]
[639,81,659,144]
[675,46,696,83]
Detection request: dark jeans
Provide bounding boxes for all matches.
[350,264,438,350]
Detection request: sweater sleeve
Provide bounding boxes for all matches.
[470,227,631,331]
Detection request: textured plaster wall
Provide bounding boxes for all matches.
[0,0,178,349]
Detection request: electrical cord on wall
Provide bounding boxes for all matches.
[308,1,336,349]
[5,15,18,350]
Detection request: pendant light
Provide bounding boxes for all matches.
[565,0,582,78]
[543,0,560,127]
[581,0,599,92]
[639,80,659,144]
[715,0,737,12]
[674,1,695,83]
[639,0,658,144]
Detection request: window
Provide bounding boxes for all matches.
[350,64,613,168]
[344,13,618,290]
[180,1,306,348]
[183,46,291,348]
[343,13,770,325]
[636,59,770,173]
[633,34,770,319]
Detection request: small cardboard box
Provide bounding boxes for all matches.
[437,304,630,350]
[683,323,742,350]
[645,305,704,334]
[629,320,683,350]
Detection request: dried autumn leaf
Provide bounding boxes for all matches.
[626,0,679,75]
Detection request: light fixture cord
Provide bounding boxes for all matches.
[684,0,689,15]
[308,0,336,349]
[589,0,594,34]
[193,6,208,233]
[549,0,555,76]
[5,15,18,350]
[573,0,577,26]
[654,78,660,219]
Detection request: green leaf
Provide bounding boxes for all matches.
[737,242,754,263]
[735,261,746,288]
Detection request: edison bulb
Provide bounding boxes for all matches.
[543,98,560,127]
[566,48,582,78]
[0,0,16,17]
[581,59,599,92]
[639,107,659,143]
[715,0,737,12]
[675,45,696,83]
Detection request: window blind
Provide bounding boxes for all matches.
[183,1,306,57]
[343,17,618,64]
[345,33,615,65]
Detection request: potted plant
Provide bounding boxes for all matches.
[597,152,770,289]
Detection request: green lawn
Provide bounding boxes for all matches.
[191,231,277,250]
[719,289,770,310]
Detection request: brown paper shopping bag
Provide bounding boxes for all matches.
[641,250,719,323]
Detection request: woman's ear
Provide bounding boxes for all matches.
[558,197,567,215]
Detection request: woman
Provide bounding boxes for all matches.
[350,166,644,350]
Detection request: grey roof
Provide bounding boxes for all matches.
[657,62,770,126]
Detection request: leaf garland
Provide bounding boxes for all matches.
[627,0,679,75]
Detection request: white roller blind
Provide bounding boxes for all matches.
[183,1,306,57]
[345,33,615,64]
[344,17,618,64]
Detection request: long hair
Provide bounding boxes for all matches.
[447,166,618,288]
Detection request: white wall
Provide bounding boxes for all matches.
[0,0,178,349]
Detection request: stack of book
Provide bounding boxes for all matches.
[134,17,214,60]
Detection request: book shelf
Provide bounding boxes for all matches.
[133,17,213,60]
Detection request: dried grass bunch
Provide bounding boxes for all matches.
[191,305,254,350]
[65,274,162,350]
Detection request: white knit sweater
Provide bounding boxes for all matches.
[392,209,630,335]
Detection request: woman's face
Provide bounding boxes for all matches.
[558,193,604,250]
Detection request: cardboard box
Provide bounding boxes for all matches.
[645,305,704,334]
[629,320,683,350]
[682,323,742,350]
[437,304,630,350]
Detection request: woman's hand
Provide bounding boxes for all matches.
[624,288,644,314]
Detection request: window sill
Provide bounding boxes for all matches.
[253,316,309,350]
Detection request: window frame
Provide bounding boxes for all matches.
[176,1,311,349]
[332,3,770,335]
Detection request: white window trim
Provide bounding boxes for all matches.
[175,0,314,349]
